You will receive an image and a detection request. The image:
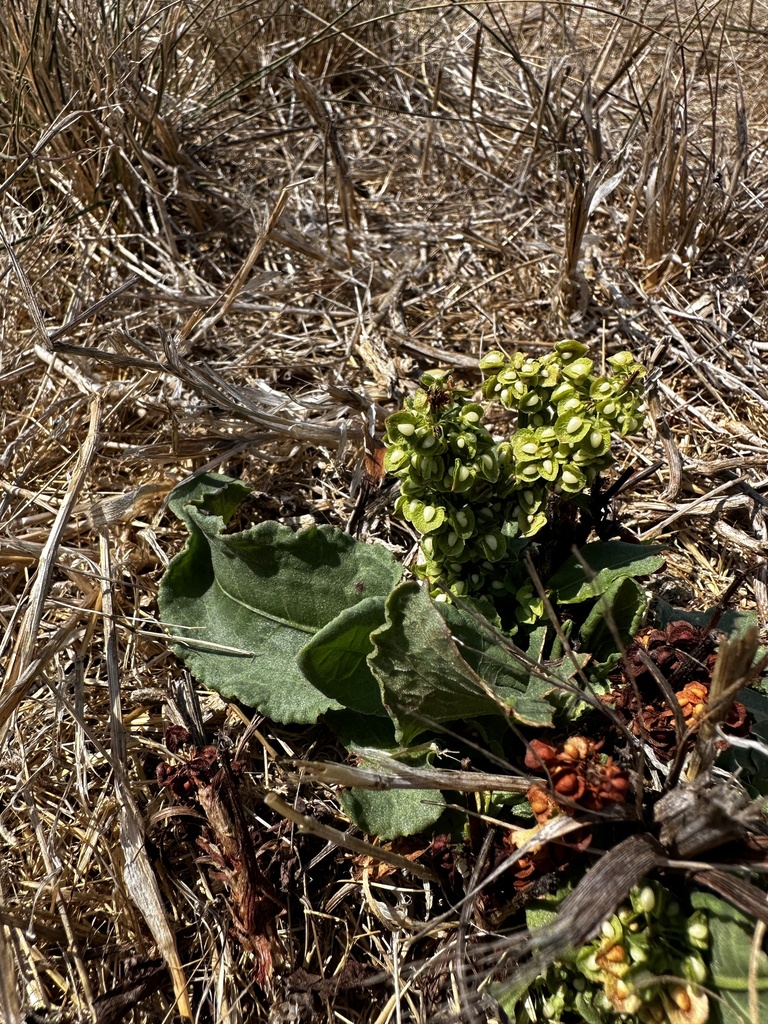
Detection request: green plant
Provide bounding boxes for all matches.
[157,344,656,841]
[382,343,645,598]
[156,351,768,1023]
[500,880,712,1024]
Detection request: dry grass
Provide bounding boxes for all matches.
[2,0,768,1021]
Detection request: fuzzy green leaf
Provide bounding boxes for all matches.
[339,783,446,841]
[368,584,519,744]
[167,472,252,529]
[326,716,447,838]
[159,474,401,724]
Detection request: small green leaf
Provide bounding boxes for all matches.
[297,597,388,716]
[339,783,445,840]
[548,540,665,603]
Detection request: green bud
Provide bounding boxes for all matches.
[637,885,656,914]
[686,913,709,950]
[682,954,708,984]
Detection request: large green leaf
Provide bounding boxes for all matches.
[547,540,665,603]
[368,584,557,744]
[158,474,402,724]
[368,583,520,744]
[438,599,529,692]
[690,891,768,1024]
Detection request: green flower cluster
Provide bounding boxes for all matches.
[573,881,710,1024]
[384,370,513,597]
[383,344,645,598]
[510,881,709,1024]
[479,341,645,536]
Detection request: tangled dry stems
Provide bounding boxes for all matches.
[1,0,768,1020]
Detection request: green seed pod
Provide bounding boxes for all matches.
[520,391,544,413]
[558,463,587,494]
[513,428,549,462]
[412,426,444,454]
[635,885,656,914]
[555,411,591,444]
[607,350,639,371]
[539,457,560,482]
[518,508,548,536]
[437,529,465,558]
[551,380,577,404]
[479,530,506,562]
[450,506,476,539]
[555,339,589,360]
[450,460,476,493]
[556,394,584,416]
[601,916,624,944]
[407,500,447,534]
[384,446,410,473]
[459,402,485,425]
[589,376,616,400]
[386,410,422,440]
[478,349,507,373]
[682,954,708,985]
[686,912,709,950]
[476,450,500,482]
[561,355,595,381]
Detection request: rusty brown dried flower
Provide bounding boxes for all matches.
[525,736,631,814]
[604,619,751,760]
